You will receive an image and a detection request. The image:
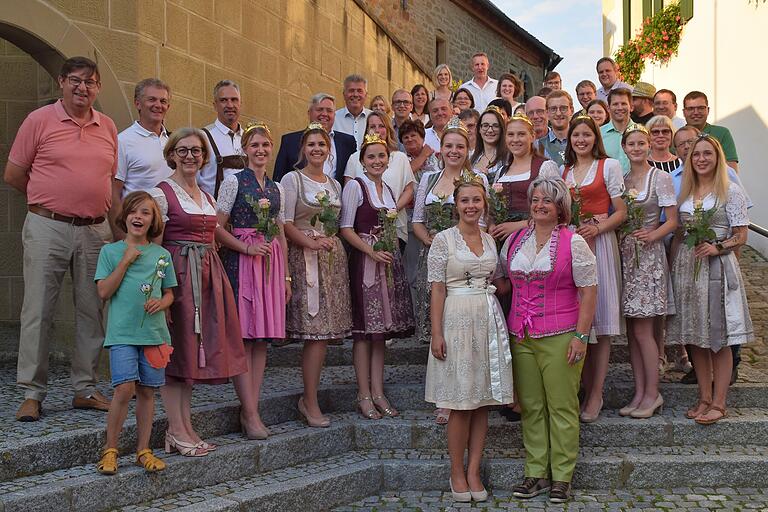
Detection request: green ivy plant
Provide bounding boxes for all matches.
[614,3,687,85]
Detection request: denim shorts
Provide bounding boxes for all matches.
[109,344,165,388]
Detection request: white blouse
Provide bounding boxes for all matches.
[280,171,342,223]
[678,182,750,226]
[499,230,598,288]
[626,168,676,206]
[495,160,560,183]
[340,175,397,229]
[216,171,286,222]
[561,158,625,198]
[412,169,490,224]
[150,179,217,223]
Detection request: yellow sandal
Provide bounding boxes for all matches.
[135,448,166,472]
[97,448,119,475]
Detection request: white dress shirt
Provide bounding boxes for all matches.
[460,77,499,112]
[116,121,172,197]
[197,118,245,196]
[424,127,441,153]
[324,131,339,178]
[333,107,372,148]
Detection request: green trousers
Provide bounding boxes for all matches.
[512,331,584,482]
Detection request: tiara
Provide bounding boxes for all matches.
[304,121,326,133]
[244,121,271,137]
[624,123,649,136]
[444,116,468,135]
[453,169,486,189]
[360,132,387,149]
[483,105,507,119]
[573,113,593,122]
[509,113,533,127]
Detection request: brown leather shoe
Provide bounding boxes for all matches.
[16,399,41,422]
[73,391,111,411]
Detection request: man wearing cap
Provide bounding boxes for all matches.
[631,82,656,125]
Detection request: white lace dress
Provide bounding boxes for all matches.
[424,227,514,410]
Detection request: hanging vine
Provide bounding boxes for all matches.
[614,3,687,85]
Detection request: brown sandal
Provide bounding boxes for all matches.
[97,448,119,475]
[685,400,711,419]
[135,448,166,472]
[694,405,728,425]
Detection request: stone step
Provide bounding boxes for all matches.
[4,373,768,481]
[115,447,768,512]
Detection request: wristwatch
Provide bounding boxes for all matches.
[715,242,725,253]
[574,332,590,344]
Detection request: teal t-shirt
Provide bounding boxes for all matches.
[702,123,739,163]
[600,120,636,175]
[95,241,178,347]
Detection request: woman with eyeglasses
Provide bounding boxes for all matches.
[470,106,508,184]
[452,88,475,115]
[646,115,681,173]
[150,128,247,457]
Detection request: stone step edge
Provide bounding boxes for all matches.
[120,450,768,512]
[4,380,768,480]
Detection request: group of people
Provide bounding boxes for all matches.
[4,52,754,503]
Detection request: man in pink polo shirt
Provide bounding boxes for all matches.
[4,56,118,421]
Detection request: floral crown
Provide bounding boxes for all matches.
[360,132,387,150]
[444,116,469,135]
[244,121,271,137]
[304,121,326,133]
[453,169,486,189]
[624,123,649,137]
[509,113,533,127]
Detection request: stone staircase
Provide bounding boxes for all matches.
[0,248,766,511]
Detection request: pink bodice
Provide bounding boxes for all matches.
[157,181,216,243]
[506,226,580,338]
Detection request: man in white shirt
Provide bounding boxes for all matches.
[110,78,172,238]
[653,89,686,130]
[424,98,453,153]
[596,57,632,103]
[198,80,246,197]
[332,74,372,148]
[460,52,498,112]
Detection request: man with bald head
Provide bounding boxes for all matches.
[525,96,549,139]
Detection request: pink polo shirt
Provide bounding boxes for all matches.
[9,100,118,218]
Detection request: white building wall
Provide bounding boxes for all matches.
[603,0,768,255]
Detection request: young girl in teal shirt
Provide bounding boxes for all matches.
[95,191,177,475]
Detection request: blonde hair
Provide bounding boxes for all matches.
[679,135,730,205]
[163,127,210,169]
[434,64,453,86]
[646,114,674,133]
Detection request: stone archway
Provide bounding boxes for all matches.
[0,0,131,126]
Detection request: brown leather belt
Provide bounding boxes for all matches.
[29,205,105,226]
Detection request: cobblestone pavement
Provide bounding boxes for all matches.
[334,488,768,511]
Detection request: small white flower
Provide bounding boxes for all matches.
[140,283,152,294]
[491,183,503,194]
[156,270,166,279]
[627,188,639,200]
[385,209,398,220]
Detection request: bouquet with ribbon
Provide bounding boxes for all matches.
[683,199,717,281]
[310,190,340,271]
[373,208,399,287]
[569,185,594,228]
[619,188,645,268]
[139,256,170,327]
[245,195,280,282]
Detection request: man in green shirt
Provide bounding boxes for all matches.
[600,88,636,174]
[683,91,739,170]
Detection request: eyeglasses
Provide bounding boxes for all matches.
[392,100,412,106]
[684,105,708,113]
[66,76,100,89]
[480,123,500,131]
[527,109,546,117]
[676,138,696,148]
[547,106,571,114]
[650,129,672,136]
[174,146,203,157]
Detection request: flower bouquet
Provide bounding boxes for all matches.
[683,199,717,281]
[140,256,170,327]
[245,195,280,282]
[373,208,399,286]
[310,190,340,271]
[619,188,645,268]
[425,193,455,236]
[569,185,594,228]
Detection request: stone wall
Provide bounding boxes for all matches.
[359,0,546,95]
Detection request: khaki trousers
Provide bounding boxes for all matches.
[512,331,584,483]
[17,213,110,401]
